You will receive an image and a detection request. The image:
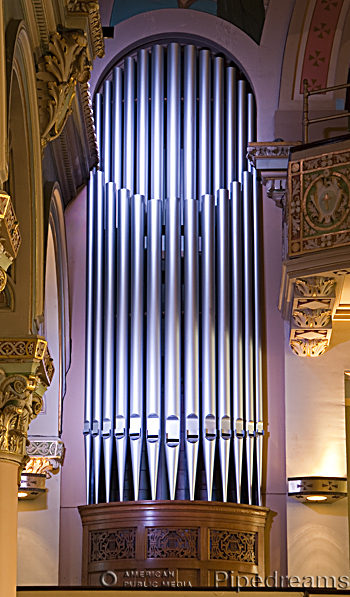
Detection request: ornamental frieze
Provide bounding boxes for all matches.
[288,149,350,256]
[37,30,92,150]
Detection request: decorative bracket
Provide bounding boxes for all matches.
[289,276,336,357]
[0,191,21,291]
[24,438,65,477]
[0,338,54,464]
[247,141,301,207]
[37,29,92,150]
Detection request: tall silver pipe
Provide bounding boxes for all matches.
[198,50,211,198]
[124,57,135,194]
[213,58,224,196]
[184,45,197,200]
[237,81,247,184]
[226,67,236,187]
[115,188,130,501]
[151,46,164,202]
[242,171,255,505]
[95,93,102,156]
[231,181,244,504]
[247,94,256,173]
[137,50,149,199]
[167,43,181,199]
[164,197,181,500]
[112,67,123,188]
[201,193,216,501]
[92,170,104,504]
[103,182,117,503]
[129,193,145,501]
[253,172,264,506]
[146,199,162,499]
[103,80,112,183]
[84,172,95,504]
[217,189,231,502]
[184,199,199,500]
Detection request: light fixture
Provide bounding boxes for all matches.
[18,473,46,500]
[288,476,347,503]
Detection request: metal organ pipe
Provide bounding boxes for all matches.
[231,181,244,504]
[201,193,216,501]
[146,199,162,500]
[226,67,236,187]
[242,171,255,505]
[130,194,145,500]
[184,45,197,201]
[137,50,149,198]
[247,94,256,173]
[217,189,231,502]
[103,182,116,503]
[115,188,130,501]
[103,80,112,182]
[124,57,135,194]
[84,173,95,504]
[112,67,123,188]
[184,199,199,500]
[92,169,104,504]
[151,46,164,201]
[237,80,247,184]
[198,50,211,198]
[213,57,224,196]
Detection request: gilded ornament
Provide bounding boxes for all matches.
[295,276,335,297]
[292,308,332,328]
[0,267,7,292]
[37,30,92,149]
[290,338,329,357]
[67,0,105,59]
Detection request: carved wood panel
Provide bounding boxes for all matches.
[210,530,256,563]
[90,529,136,562]
[147,528,198,559]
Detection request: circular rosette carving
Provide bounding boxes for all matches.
[303,172,350,232]
[0,267,7,292]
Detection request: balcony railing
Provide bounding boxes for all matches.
[303,78,350,143]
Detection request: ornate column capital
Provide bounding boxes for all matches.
[0,338,54,465]
[0,191,21,292]
[37,29,92,150]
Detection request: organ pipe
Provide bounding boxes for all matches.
[198,50,211,198]
[146,199,162,500]
[151,46,164,201]
[112,67,123,188]
[124,57,135,194]
[115,188,130,501]
[102,182,116,503]
[184,45,197,201]
[226,67,237,187]
[103,80,112,182]
[137,50,149,198]
[184,199,200,501]
[213,57,224,195]
[238,81,247,184]
[129,193,145,500]
[201,193,216,501]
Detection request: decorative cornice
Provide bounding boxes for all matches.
[67,0,105,59]
[289,276,336,357]
[24,438,65,477]
[37,30,92,150]
[0,338,47,360]
[0,370,42,464]
[78,82,98,167]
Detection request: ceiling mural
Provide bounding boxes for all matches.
[110,0,266,44]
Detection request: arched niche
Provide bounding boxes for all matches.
[1,20,44,335]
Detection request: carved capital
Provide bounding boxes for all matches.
[289,276,336,357]
[0,370,42,464]
[23,438,65,478]
[37,30,92,150]
[0,191,21,290]
[67,0,105,59]
[0,338,54,464]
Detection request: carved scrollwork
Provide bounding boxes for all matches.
[295,277,335,297]
[147,528,198,559]
[292,308,332,328]
[67,0,105,59]
[210,530,256,563]
[0,268,7,292]
[24,438,65,477]
[37,30,92,149]
[90,529,136,562]
[0,370,42,459]
[290,338,329,357]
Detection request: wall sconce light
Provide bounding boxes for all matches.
[18,473,46,500]
[288,477,347,503]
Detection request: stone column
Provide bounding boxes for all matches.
[0,339,54,597]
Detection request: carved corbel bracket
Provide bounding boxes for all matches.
[0,338,54,464]
[0,191,21,291]
[247,142,301,207]
[37,30,92,150]
[67,0,105,59]
[289,276,336,357]
[24,438,65,477]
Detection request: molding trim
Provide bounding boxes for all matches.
[67,0,105,59]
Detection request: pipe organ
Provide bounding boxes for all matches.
[84,42,264,508]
